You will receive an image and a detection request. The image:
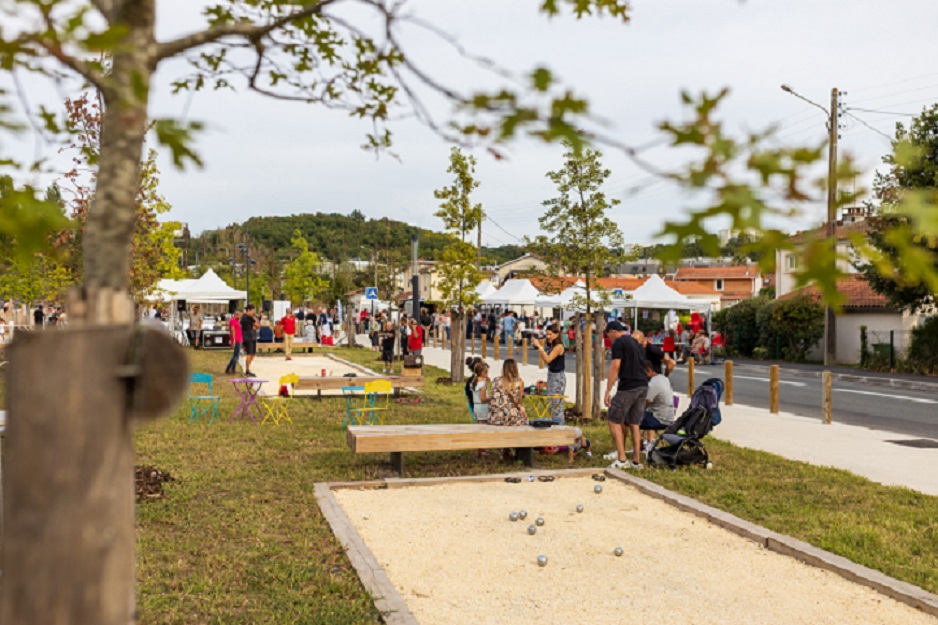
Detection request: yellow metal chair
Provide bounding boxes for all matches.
[262,373,298,425]
[362,379,392,425]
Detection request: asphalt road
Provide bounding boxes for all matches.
[462,337,938,440]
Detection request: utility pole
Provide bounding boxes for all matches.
[411,232,420,319]
[824,87,840,367]
[477,215,482,269]
[780,84,842,366]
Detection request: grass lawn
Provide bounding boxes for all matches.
[7,345,938,623]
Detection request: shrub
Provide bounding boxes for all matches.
[907,316,938,374]
[771,294,824,362]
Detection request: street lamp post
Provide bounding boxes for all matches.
[780,84,841,366]
[237,239,253,309]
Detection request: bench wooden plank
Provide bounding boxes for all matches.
[347,424,575,453]
[296,376,425,392]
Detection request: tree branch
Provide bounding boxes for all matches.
[154,0,340,62]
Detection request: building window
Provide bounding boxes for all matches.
[787,255,798,270]
[715,279,724,291]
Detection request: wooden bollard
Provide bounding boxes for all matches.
[822,371,832,424]
[522,338,529,366]
[724,360,734,406]
[494,334,499,361]
[481,334,487,359]
[769,364,780,414]
[687,358,695,396]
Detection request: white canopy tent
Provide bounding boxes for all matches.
[174,269,247,303]
[474,281,498,300]
[482,279,541,307]
[147,278,198,303]
[610,275,710,312]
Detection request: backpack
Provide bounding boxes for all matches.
[689,378,723,425]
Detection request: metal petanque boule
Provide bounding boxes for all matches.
[614,547,624,557]
[509,512,519,522]
[537,555,548,567]
[594,485,603,494]
[519,510,528,520]
[535,517,545,526]
[576,504,584,513]
[527,525,537,535]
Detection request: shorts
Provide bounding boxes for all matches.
[640,411,669,431]
[607,386,647,426]
[242,339,257,356]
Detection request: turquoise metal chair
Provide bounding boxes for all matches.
[341,386,366,430]
[188,372,221,424]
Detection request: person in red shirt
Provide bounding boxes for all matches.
[281,309,297,361]
[407,318,424,355]
[225,310,243,375]
[662,329,676,359]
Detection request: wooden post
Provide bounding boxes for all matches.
[522,338,529,366]
[687,357,695,397]
[494,333,500,361]
[583,316,593,418]
[769,364,780,414]
[822,371,833,424]
[724,360,734,406]
[1,290,187,625]
[481,334,487,360]
[592,312,605,420]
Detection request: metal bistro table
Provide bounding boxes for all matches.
[230,378,267,424]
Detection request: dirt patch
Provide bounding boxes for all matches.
[333,476,938,625]
[135,465,174,502]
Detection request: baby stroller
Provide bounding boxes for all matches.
[647,378,723,469]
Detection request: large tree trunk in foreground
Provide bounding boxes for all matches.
[1,6,164,624]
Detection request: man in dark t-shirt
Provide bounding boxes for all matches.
[604,324,648,469]
[642,337,675,377]
[241,304,259,377]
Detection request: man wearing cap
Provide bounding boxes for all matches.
[603,322,648,470]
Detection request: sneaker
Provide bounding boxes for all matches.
[603,451,618,461]
[629,461,644,470]
[610,459,630,470]
[245,371,257,378]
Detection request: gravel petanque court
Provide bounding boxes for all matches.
[333,475,938,625]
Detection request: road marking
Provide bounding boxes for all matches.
[834,389,938,404]
[734,375,806,387]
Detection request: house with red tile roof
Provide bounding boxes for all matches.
[779,275,921,364]
[673,264,762,308]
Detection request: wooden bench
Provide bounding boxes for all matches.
[346,424,576,474]
[255,341,316,354]
[296,375,424,394]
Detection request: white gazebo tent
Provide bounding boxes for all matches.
[482,278,541,313]
[474,281,498,300]
[610,274,711,332]
[174,269,247,304]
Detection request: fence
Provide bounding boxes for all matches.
[863,329,913,370]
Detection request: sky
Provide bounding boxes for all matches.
[7,0,938,248]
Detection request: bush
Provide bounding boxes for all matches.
[714,292,823,362]
[771,294,824,362]
[907,316,938,374]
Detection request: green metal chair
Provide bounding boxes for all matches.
[341,385,366,430]
[188,372,221,424]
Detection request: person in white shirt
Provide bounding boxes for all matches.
[639,360,675,451]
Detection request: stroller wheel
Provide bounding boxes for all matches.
[706,462,714,470]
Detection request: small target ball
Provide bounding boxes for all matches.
[576,504,584,513]
[509,512,519,522]
[537,555,548,567]
[535,517,545,527]
[518,510,528,520]
[527,525,537,535]
[594,485,603,494]
[614,547,624,557]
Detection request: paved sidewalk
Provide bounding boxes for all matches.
[419,344,938,497]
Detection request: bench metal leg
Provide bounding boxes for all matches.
[390,451,404,474]
[517,447,534,468]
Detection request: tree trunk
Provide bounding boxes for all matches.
[574,315,583,414]
[592,312,605,419]
[346,305,357,347]
[583,315,593,419]
[82,4,155,291]
[451,312,466,383]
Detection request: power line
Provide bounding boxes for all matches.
[485,215,523,242]
[848,70,938,94]
[847,107,915,117]
[844,112,893,141]
[850,83,938,105]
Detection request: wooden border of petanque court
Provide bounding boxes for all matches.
[316,469,938,624]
